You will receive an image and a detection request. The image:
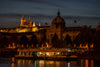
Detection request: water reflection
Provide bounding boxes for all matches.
[11,63,14,67]
[85,60,88,67]
[15,59,95,67]
[68,62,70,67]
[91,60,94,67]
[0,58,99,67]
[35,60,37,67]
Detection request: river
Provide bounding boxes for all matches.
[0,57,100,67]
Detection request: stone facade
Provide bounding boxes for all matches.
[46,11,80,45]
[0,11,91,48]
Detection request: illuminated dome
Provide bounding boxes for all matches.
[52,11,65,25]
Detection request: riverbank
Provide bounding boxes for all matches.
[0,48,17,57]
[0,48,100,61]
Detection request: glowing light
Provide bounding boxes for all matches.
[12,57,15,63]
[39,22,41,26]
[12,43,16,48]
[39,60,44,64]
[17,59,21,64]
[42,44,43,47]
[80,44,82,47]
[68,49,71,52]
[56,61,60,67]
[46,42,49,48]
[68,62,70,67]
[86,44,88,48]
[18,28,29,32]
[57,52,60,55]
[8,44,11,48]
[23,52,25,56]
[39,60,44,67]
[47,61,54,64]
[85,59,88,67]
[35,60,37,67]
[32,27,38,32]
[74,44,76,48]
[33,22,36,27]
[31,44,34,48]
[23,60,25,64]
[11,63,14,67]
[68,44,71,47]
[46,52,50,56]
[21,13,26,26]
[90,43,94,48]
[22,44,24,48]
[40,52,42,55]
[0,29,8,32]
[19,52,21,56]
[91,60,94,67]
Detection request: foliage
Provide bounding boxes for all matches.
[30,34,38,47]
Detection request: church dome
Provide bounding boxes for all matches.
[52,11,65,25]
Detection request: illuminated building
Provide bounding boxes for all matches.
[20,13,33,27]
[0,11,96,48]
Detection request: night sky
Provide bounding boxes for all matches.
[0,0,100,28]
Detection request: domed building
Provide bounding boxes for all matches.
[46,11,66,44]
[0,11,94,48]
[46,11,81,45]
[51,11,65,28]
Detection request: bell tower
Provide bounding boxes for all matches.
[20,13,26,26]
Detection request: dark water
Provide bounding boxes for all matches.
[0,57,100,67]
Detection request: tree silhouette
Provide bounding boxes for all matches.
[73,36,80,47]
[78,26,93,46]
[64,35,72,46]
[20,35,29,47]
[30,35,38,47]
[93,30,100,57]
[94,31,100,50]
[40,34,47,46]
[10,36,18,44]
[52,33,59,48]
[0,37,8,48]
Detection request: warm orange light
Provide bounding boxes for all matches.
[32,44,34,48]
[11,63,14,67]
[12,57,15,63]
[85,60,88,67]
[42,44,43,47]
[80,44,82,47]
[22,44,24,48]
[33,22,36,27]
[90,43,94,48]
[39,22,41,26]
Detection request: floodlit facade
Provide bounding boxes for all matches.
[0,11,96,48]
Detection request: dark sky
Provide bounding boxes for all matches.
[0,0,100,28]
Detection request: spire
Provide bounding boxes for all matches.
[28,16,30,22]
[33,22,36,27]
[22,13,25,20]
[39,22,41,26]
[57,10,60,17]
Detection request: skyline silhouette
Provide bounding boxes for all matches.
[0,0,100,28]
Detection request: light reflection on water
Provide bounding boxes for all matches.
[0,57,99,67]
